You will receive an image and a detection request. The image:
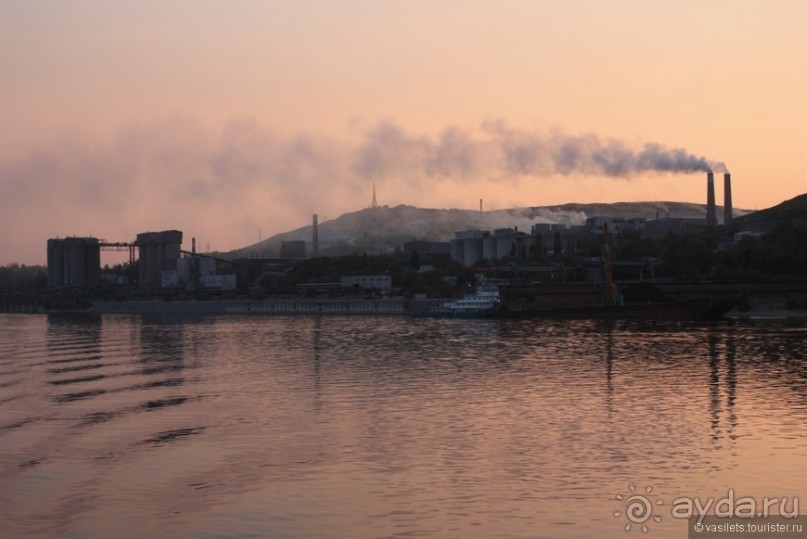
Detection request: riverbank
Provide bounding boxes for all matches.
[89,297,440,315]
[727,308,807,319]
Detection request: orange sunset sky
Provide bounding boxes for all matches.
[1,0,805,265]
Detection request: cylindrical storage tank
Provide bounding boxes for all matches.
[450,239,464,265]
[463,238,482,267]
[482,236,496,260]
[496,237,514,259]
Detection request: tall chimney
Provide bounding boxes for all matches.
[312,214,319,257]
[192,237,196,254]
[480,198,483,213]
[706,172,716,228]
[723,173,733,225]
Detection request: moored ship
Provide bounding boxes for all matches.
[417,285,502,318]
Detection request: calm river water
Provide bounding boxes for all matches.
[0,313,805,538]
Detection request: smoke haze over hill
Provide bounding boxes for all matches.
[0,118,726,264]
[232,200,737,258]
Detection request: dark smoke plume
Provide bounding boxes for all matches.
[354,120,727,180]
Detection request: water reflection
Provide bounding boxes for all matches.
[133,315,217,450]
[0,314,805,539]
[142,426,206,447]
[708,331,722,443]
[138,315,187,380]
[593,319,616,411]
[705,329,740,447]
[312,316,323,413]
[726,335,737,441]
[46,313,105,403]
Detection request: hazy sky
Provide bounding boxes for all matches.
[1,0,805,264]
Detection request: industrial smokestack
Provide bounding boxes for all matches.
[312,214,319,257]
[724,173,733,225]
[480,198,483,213]
[192,237,196,254]
[706,172,717,228]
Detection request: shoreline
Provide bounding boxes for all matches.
[726,308,807,319]
[87,297,439,316]
[55,301,807,320]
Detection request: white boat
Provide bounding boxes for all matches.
[417,285,502,318]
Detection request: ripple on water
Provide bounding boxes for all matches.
[0,314,805,539]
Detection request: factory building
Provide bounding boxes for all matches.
[493,228,531,259]
[162,255,216,289]
[531,224,597,255]
[47,228,240,291]
[584,217,646,235]
[46,237,101,288]
[644,217,711,239]
[161,254,236,290]
[280,241,307,259]
[199,274,237,290]
[451,228,531,267]
[136,230,183,288]
[451,230,485,267]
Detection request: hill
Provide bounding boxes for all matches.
[732,193,807,231]
[229,200,732,258]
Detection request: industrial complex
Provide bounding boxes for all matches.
[44,172,736,289]
[439,172,735,267]
[45,229,238,291]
